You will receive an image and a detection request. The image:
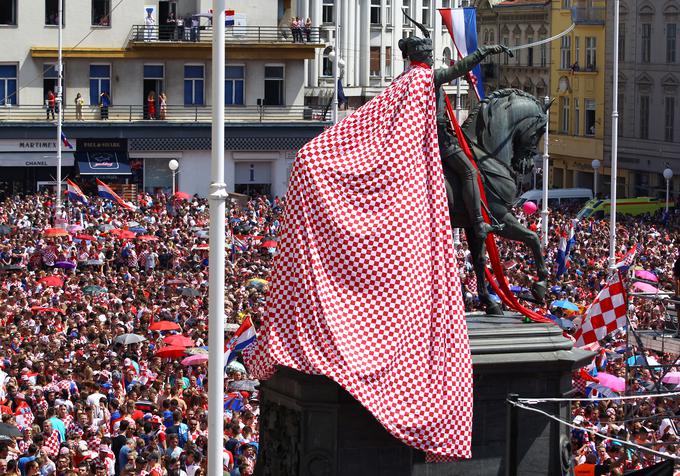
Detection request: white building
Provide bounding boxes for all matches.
[0,0,326,199]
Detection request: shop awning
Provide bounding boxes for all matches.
[76,151,131,175]
[0,153,75,167]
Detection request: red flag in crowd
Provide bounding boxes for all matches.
[574,272,628,347]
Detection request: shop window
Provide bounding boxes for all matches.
[225,65,244,105]
[263,65,284,106]
[0,64,17,105]
[91,0,110,26]
[183,65,204,105]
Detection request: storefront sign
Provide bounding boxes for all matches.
[77,139,128,152]
[0,153,75,167]
[0,139,78,152]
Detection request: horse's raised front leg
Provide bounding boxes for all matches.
[494,213,548,304]
[465,226,502,315]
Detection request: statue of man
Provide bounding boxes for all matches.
[398,17,512,240]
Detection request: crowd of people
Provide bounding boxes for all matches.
[0,189,678,474]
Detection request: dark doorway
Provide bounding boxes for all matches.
[158,1,176,40]
[143,79,163,119]
[234,183,272,197]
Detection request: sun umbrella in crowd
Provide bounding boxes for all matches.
[227,361,246,374]
[185,347,209,356]
[181,354,208,366]
[163,334,195,347]
[98,223,115,232]
[43,228,68,238]
[82,260,104,267]
[54,261,76,270]
[82,285,107,295]
[174,191,192,201]
[246,278,268,290]
[634,269,658,282]
[551,300,580,312]
[261,240,277,249]
[586,383,619,399]
[228,379,258,393]
[155,346,188,359]
[39,276,64,287]
[114,333,147,345]
[149,321,181,331]
[627,355,661,367]
[594,372,626,392]
[661,372,680,385]
[66,224,83,233]
[0,422,22,438]
[129,226,147,234]
[632,281,659,294]
[137,235,159,242]
[73,234,97,241]
[108,229,137,240]
[30,306,64,314]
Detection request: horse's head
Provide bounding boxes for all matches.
[465,89,550,175]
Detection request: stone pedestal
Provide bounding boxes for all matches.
[254,315,593,476]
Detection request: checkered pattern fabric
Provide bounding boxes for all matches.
[42,429,61,457]
[245,66,473,461]
[615,243,641,270]
[574,272,628,347]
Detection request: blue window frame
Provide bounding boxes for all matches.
[0,65,17,106]
[89,64,111,105]
[184,65,204,105]
[225,66,244,105]
[144,64,164,79]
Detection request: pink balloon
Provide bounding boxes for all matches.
[522,201,538,215]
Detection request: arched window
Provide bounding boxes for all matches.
[490,29,495,43]
[322,46,333,76]
[443,47,452,66]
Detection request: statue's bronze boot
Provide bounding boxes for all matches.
[474,218,503,241]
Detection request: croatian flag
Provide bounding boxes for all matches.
[226,9,235,26]
[61,131,74,149]
[96,178,137,211]
[439,8,485,100]
[615,243,641,271]
[224,316,257,363]
[556,221,577,278]
[66,179,89,205]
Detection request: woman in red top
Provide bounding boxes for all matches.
[147,91,156,119]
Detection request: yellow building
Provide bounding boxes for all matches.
[547,0,622,194]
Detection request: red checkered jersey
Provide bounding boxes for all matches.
[245,65,472,461]
[574,272,628,347]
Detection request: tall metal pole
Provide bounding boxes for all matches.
[453,0,462,247]
[55,0,63,224]
[208,1,226,475]
[608,0,620,269]
[541,96,550,249]
[332,0,340,124]
[172,171,177,196]
[666,178,671,213]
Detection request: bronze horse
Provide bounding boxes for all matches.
[444,89,551,315]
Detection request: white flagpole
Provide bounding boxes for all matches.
[208,0,226,475]
[608,0,620,269]
[332,0,340,124]
[541,96,550,249]
[55,0,63,225]
[453,0,462,246]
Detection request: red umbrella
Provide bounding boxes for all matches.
[39,276,64,287]
[173,191,192,201]
[166,279,187,286]
[43,228,69,237]
[163,335,195,347]
[193,244,209,251]
[149,321,181,331]
[73,234,97,241]
[109,229,137,240]
[155,346,188,359]
[30,306,65,314]
[261,240,277,249]
[137,235,159,242]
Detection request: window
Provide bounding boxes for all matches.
[370,47,380,77]
[560,36,571,69]
[225,65,244,105]
[667,24,677,63]
[560,96,570,134]
[666,97,675,142]
[322,46,333,76]
[0,0,17,25]
[371,0,381,25]
[503,37,509,65]
[641,24,651,63]
[514,36,521,64]
[385,0,392,25]
[540,39,547,67]
[385,46,392,77]
[421,0,431,28]
[91,0,110,26]
[527,37,534,66]
[43,63,60,104]
[574,36,580,68]
[45,0,64,26]
[322,0,334,24]
[264,66,284,106]
[490,30,495,43]
[639,95,649,139]
[573,98,580,136]
[89,64,110,105]
[619,23,625,62]
[561,0,571,7]
[402,0,412,27]
[585,99,596,136]
[441,0,451,25]
[0,65,17,105]
[183,65,204,105]
[585,37,596,70]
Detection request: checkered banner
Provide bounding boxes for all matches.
[574,271,628,347]
[245,66,473,461]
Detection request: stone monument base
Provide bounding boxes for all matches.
[254,315,593,476]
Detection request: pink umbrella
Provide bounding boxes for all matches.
[595,372,626,392]
[661,372,680,385]
[181,354,208,366]
[633,281,659,293]
[634,270,658,282]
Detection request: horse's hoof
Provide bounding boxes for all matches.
[531,280,547,304]
[486,303,502,316]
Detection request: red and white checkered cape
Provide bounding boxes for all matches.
[245,65,473,461]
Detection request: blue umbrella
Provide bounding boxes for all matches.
[546,314,575,330]
[550,285,563,293]
[489,293,501,303]
[551,299,579,312]
[129,226,147,234]
[510,285,529,293]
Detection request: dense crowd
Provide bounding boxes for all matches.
[0,190,678,474]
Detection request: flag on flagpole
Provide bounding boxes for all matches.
[574,272,628,347]
[615,243,641,271]
[224,316,257,363]
[66,179,89,205]
[556,221,577,278]
[226,9,235,26]
[96,179,137,211]
[439,7,486,100]
[61,131,73,149]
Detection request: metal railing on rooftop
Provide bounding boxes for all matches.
[128,24,322,44]
[0,104,331,123]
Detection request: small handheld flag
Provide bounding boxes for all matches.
[224,316,257,363]
[61,131,73,149]
[66,179,89,205]
[96,179,137,211]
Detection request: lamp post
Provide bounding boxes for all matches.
[168,159,179,195]
[540,96,550,249]
[608,0,621,269]
[664,167,674,212]
[55,0,64,226]
[591,159,601,198]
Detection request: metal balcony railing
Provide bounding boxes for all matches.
[128,25,322,44]
[0,104,330,123]
[571,7,605,24]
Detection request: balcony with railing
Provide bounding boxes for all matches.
[128,25,322,45]
[571,6,605,24]
[0,104,331,123]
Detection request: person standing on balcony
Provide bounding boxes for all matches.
[46,90,56,121]
[159,92,167,120]
[74,93,84,121]
[176,16,185,41]
[166,11,176,41]
[99,91,110,120]
[147,91,156,119]
[304,17,312,42]
[144,9,155,42]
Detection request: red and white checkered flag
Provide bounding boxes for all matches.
[574,272,628,347]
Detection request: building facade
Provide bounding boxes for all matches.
[547,0,608,193]
[0,0,326,199]
[603,0,680,199]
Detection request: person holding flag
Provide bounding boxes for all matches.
[400,10,511,240]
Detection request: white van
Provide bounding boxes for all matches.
[515,188,593,208]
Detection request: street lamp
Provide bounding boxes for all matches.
[168,159,179,195]
[591,159,601,198]
[663,167,674,212]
